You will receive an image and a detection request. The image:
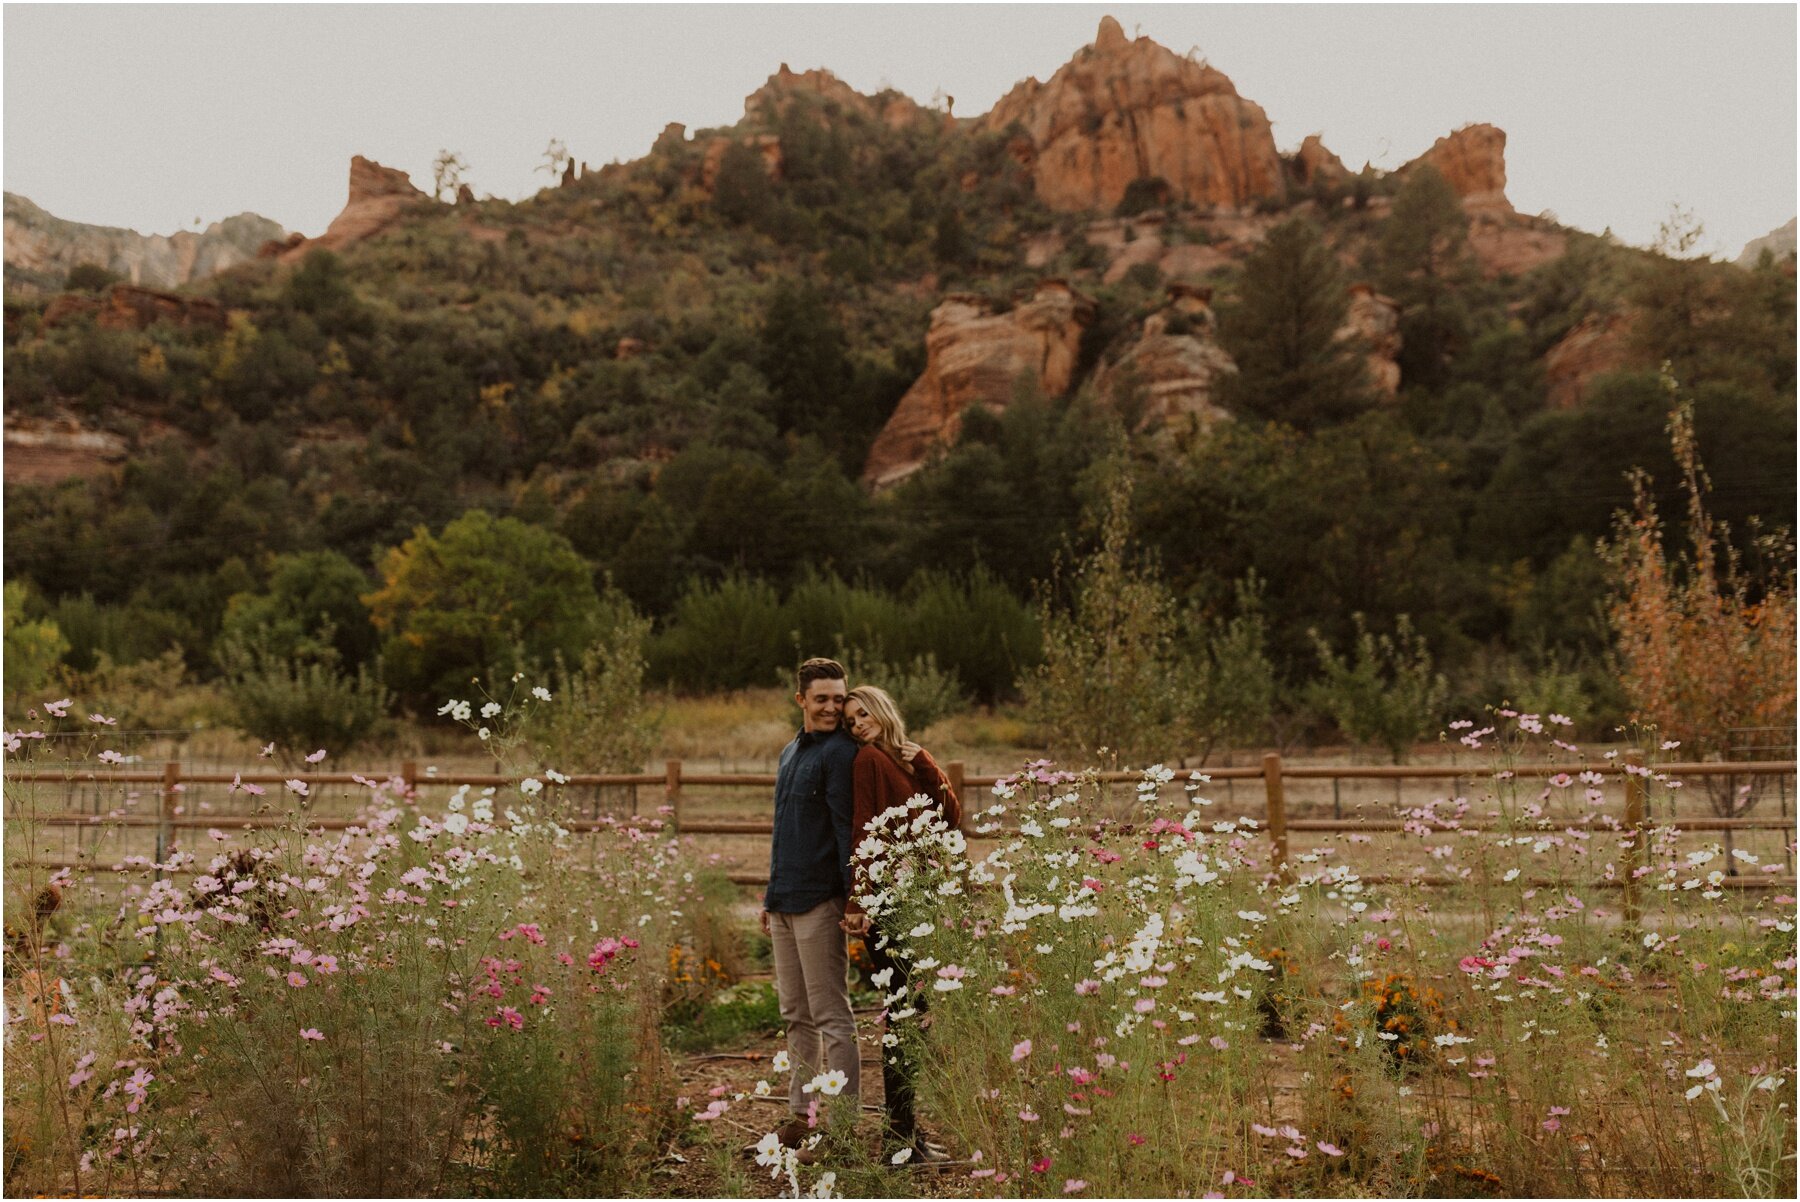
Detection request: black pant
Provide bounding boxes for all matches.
[864,925,917,1145]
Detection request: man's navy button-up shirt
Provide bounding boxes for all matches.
[763,727,859,913]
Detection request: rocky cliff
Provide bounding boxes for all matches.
[863,280,1095,488]
[1399,124,1512,212]
[978,17,1286,213]
[3,192,285,294]
[278,156,430,262]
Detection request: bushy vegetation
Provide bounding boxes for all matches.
[3,88,1793,760]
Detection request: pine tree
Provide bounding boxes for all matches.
[1217,217,1374,430]
[1379,164,1477,391]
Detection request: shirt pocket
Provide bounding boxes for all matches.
[788,759,823,805]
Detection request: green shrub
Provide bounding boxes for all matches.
[215,631,393,756]
[527,593,660,773]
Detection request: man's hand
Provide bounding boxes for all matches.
[840,911,870,937]
[759,908,771,936]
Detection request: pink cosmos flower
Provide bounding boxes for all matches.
[1317,1141,1344,1156]
[1075,979,1101,995]
[1063,1180,1088,1193]
[299,1028,324,1041]
[1012,1039,1033,1062]
[285,972,308,988]
[305,749,327,763]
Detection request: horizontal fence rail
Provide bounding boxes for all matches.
[8,755,1796,901]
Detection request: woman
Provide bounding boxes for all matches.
[839,685,960,1163]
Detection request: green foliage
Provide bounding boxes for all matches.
[1379,165,1478,392]
[527,592,660,773]
[663,980,783,1053]
[63,262,120,292]
[832,640,969,733]
[1217,217,1375,429]
[365,510,603,708]
[1306,614,1448,763]
[219,549,378,669]
[1115,177,1172,218]
[215,629,393,754]
[1023,471,1190,764]
[3,581,68,711]
[646,573,787,692]
[1180,573,1278,762]
[59,648,215,732]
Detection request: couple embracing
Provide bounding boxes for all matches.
[758,657,961,1164]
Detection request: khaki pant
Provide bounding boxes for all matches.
[769,896,859,1114]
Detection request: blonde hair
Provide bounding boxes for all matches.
[845,685,911,773]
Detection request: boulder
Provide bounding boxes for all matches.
[863,280,1096,489]
[282,156,428,260]
[977,18,1286,213]
[1543,311,1638,409]
[1401,123,1512,212]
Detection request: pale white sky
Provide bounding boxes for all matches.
[3,2,1794,258]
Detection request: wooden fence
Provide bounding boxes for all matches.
[8,754,1795,914]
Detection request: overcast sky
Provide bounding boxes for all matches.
[3,3,1794,258]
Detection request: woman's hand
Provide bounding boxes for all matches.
[899,740,921,763]
[840,911,871,936]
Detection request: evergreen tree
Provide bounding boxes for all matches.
[1379,164,1477,391]
[1217,217,1374,430]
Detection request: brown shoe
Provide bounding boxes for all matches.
[775,1116,811,1149]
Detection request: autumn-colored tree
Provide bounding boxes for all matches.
[1603,379,1796,828]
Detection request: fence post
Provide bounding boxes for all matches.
[1622,751,1646,926]
[665,760,683,833]
[1262,753,1289,879]
[946,761,967,831]
[400,760,417,800]
[156,761,180,882]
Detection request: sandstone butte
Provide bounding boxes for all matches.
[979,16,1287,213]
[862,280,1096,490]
[1399,123,1512,213]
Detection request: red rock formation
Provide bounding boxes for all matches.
[744,63,934,130]
[1293,135,1349,189]
[1096,285,1234,441]
[2,410,131,485]
[863,280,1096,489]
[978,17,1286,213]
[1341,284,1402,396]
[1543,311,1639,409]
[700,135,784,192]
[259,231,307,258]
[1467,212,1568,278]
[282,156,429,261]
[1401,124,1512,212]
[44,284,226,332]
[455,183,476,206]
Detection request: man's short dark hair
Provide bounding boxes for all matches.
[796,657,847,693]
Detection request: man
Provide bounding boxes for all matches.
[761,657,860,1149]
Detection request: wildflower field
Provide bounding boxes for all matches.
[4,695,1794,1198]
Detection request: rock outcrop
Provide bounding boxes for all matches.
[1466,212,1568,278]
[863,280,1096,489]
[700,135,785,192]
[1543,311,1639,409]
[1400,124,1512,212]
[281,156,429,261]
[1096,284,1235,441]
[3,192,286,294]
[744,64,936,130]
[1736,217,1797,268]
[978,18,1286,213]
[1341,284,1402,395]
[2,409,131,486]
[1292,135,1349,190]
[42,283,228,333]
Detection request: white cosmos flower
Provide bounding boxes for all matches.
[817,1069,848,1096]
[519,778,543,798]
[811,1170,838,1198]
[932,979,963,992]
[443,812,469,837]
[871,968,895,989]
[531,686,552,702]
[772,1050,791,1072]
[754,1079,771,1097]
[754,1132,784,1167]
[910,922,933,939]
